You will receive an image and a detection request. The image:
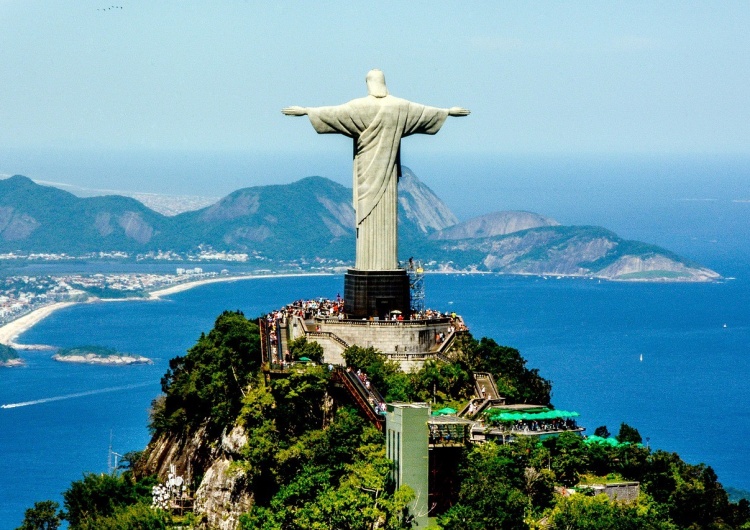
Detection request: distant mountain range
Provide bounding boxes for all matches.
[0,169,720,281]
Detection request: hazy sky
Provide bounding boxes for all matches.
[1,0,749,251]
[2,1,749,155]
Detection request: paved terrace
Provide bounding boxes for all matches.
[260,297,468,371]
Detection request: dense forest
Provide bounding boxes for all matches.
[18,311,750,529]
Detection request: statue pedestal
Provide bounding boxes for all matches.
[344,269,411,320]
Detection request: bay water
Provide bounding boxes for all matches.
[1,271,749,527]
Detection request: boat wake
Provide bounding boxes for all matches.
[1,382,153,409]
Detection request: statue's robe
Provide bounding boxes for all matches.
[307,95,448,270]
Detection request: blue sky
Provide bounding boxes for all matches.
[2,2,749,154]
[1,1,749,215]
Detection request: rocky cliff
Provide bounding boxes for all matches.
[398,166,459,233]
[139,424,253,530]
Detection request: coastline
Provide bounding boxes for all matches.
[0,302,78,350]
[0,358,24,367]
[147,272,332,299]
[0,272,332,349]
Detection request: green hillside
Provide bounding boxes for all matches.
[0,175,169,252]
[0,174,719,280]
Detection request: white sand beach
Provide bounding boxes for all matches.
[0,272,333,349]
[148,272,331,299]
[0,302,77,349]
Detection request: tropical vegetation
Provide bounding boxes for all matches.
[18,311,750,529]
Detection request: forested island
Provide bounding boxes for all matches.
[0,344,22,367]
[17,311,750,529]
[52,345,152,365]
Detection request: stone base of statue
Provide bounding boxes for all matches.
[344,269,411,320]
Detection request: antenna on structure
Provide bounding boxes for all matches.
[108,430,113,473]
[407,257,425,315]
[107,430,124,474]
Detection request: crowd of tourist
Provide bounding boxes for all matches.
[261,294,468,327]
[493,418,580,433]
[347,366,387,416]
[265,296,345,324]
[260,294,469,370]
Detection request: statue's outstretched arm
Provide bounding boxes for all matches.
[282,106,308,116]
[448,107,470,117]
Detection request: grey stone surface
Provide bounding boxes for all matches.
[300,317,455,371]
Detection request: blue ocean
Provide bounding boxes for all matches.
[1,153,749,527]
[1,270,749,527]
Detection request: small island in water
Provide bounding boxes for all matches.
[0,344,23,367]
[52,345,152,365]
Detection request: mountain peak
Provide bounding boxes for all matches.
[398,167,458,233]
[431,210,559,240]
[3,175,36,187]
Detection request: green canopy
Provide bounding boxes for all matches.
[487,409,581,422]
[432,407,457,416]
[489,412,526,422]
[584,435,629,447]
[298,356,312,362]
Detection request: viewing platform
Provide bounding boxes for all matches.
[471,404,585,443]
[259,297,467,371]
[428,415,474,447]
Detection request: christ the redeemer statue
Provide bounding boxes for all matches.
[283,69,469,271]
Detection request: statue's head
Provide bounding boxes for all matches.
[366,69,388,98]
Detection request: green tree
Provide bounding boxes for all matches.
[270,365,330,437]
[584,441,616,477]
[61,473,154,529]
[523,467,556,513]
[544,432,588,487]
[614,443,650,482]
[16,500,61,530]
[463,337,552,405]
[240,409,413,530]
[117,451,143,471]
[439,442,528,530]
[545,494,677,530]
[727,498,750,528]
[671,464,731,529]
[342,345,405,401]
[287,336,324,363]
[77,504,171,530]
[593,425,610,438]
[641,450,679,504]
[152,310,261,435]
[616,423,642,444]
[411,360,471,404]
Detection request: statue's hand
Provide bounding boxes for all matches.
[448,107,471,117]
[282,106,308,116]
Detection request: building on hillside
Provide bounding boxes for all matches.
[386,403,430,528]
[260,297,467,372]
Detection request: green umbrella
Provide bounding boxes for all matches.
[433,407,457,416]
[298,356,312,362]
[585,435,625,447]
